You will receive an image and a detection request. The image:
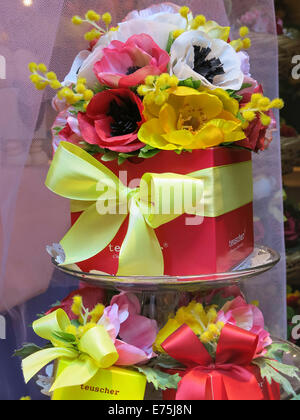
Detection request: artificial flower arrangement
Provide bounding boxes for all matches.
[29,3,284,276]
[16,285,300,400]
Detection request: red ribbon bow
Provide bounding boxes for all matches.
[162,324,265,400]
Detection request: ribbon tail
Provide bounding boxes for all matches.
[22,348,78,384]
[222,367,265,401]
[176,369,210,401]
[60,203,127,266]
[117,198,164,276]
[50,357,99,392]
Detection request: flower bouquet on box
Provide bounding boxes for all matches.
[29,3,284,276]
[16,288,300,400]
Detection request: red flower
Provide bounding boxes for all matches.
[237,85,275,153]
[94,34,170,88]
[78,88,145,153]
[46,284,105,321]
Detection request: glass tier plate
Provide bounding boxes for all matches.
[53,245,280,292]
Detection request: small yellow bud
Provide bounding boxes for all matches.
[173,29,185,39]
[230,39,243,52]
[239,26,249,38]
[251,300,259,307]
[243,110,256,122]
[260,113,271,126]
[144,92,156,105]
[71,295,83,316]
[154,93,168,106]
[169,75,179,87]
[137,85,150,96]
[50,80,62,90]
[200,331,213,344]
[76,83,86,94]
[35,81,48,90]
[207,324,219,337]
[110,26,119,32]
[180,6,190,18]
[86,10,100,22]
[28,62,38,73]
[72,15,83,25]
[85,30,101,42]
[65,325,78,336]
[242,38,251,49]
[258,97,271,109]
[102,12,112,26]
[270,98,284,109]
[37,63,47,73]
[145,75,155,86]
[46,71,57,80]
[30,74,40,83]
[83,89,94,101]
[242,121,250,130]
[78,77,87,85]
[251,93,263,105]
[20,397,31,401]
[191,14,206,29]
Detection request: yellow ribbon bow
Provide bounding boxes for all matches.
[22,310,119,391]
[45,142,252,276]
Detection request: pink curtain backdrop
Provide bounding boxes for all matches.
[0,0,286,337]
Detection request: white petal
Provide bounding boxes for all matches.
[63,50,90,86]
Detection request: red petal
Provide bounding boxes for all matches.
[77,112,101,145]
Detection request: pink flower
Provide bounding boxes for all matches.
[98,293,158,366]
[46,284,105,321]
[78,88,145,152]
[51,109,84,153]
[217,297,272,357]
[94,34,170,88]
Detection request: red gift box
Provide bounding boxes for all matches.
[72,147,254,276]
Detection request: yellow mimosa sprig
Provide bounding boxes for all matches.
[241,93,284,127]
[137,73,179,107]
[57,78,94,107]
[28,62,62,91]
[67,295,105,340]
[230,26,251,52]
[72,10,112,42]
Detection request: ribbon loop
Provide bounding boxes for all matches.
[22,310,119,391]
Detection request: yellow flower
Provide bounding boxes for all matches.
[154,301,224,352]
[138,86,245,151]
[197,20,230,42]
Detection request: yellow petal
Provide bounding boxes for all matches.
[138,119,179,150]
[154,319,182,353]
[203,21,231,41]
[159,103,177,133]
[211,88,239,115]
[172,86,201,97]
[192,124,224,149]
[163,129,194,147]
[209,119,246,142]
[217,110,241,123]
[186,93,223,120]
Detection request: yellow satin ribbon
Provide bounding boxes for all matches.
[45,142,252,276]
[22,309,119,391]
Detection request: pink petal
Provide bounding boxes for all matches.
[119,65,161,88]
[111,293,141,314]
[120,314,158,351]
[114,340,152,366]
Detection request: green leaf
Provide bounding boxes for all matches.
[101,151,119,162]
[138,148,160,159]
[53,126,64,134]
[118,156,127,166]
[209,293,236,309]
[253,357,300,399]
[178,78,201,90]
[134,366,181,391]
[166,32,175,54]
[51,331,77,345]
[239,83,253,91]
[13,343,52,360]
[151,354,185,370]
[287,306,296,321]
[266,342,295,362]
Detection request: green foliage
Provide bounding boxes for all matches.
[134,366,181,391]
[178,78,202,90]
[51,331,77,346]
[13,343,52,360]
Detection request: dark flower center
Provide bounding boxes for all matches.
[108,97,141,137]
[126,66,141,75]
[193,46,225,84]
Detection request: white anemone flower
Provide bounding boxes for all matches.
[170,30,244,91]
